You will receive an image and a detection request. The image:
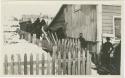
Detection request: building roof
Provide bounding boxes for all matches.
[48,5,66,30]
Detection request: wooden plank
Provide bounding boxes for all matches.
[55,32,58,42]
[48,31,54,44]
[81,49,85,75]
[4,54,8,75]
[17,54,21,75]
[65,39,69,75]
[102,16,113,20]
[102,5,121,13]
[30,54,33,75]
[36,54,39,75]
[57,52,62,75]
[102,5,121,11]
[52,46,57,75]
[102,12,121,16]
[78,50,81,75]
[68,52,71,75]
[72,51,76,75]
[63,48,67,75]
[102,26,113,31]
[11,54,15,75]
[86,50,91,75]
[102,10,121,14]
[51,33,57,45]
[102,19,113,24]
[47,53,51,75]
[102,30,113,34]
[24,53,27,75]
[41,53,45,75]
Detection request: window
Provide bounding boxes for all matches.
[113,16,121,40]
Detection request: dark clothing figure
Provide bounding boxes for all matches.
[101,38,113,68]
[79,36,87,49]
[111,42,121,75]
[78,33,87,49]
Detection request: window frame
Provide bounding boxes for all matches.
[113,16,121,41]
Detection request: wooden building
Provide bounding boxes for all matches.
[48,2,122,54]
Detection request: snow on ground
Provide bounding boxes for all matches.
[1,34,51,74]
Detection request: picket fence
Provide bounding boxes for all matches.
[4,30,92,75]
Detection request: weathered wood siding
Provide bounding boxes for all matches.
[64,5,97,42]
[102,5,121,34]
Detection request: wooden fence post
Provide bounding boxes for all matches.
[30,54,33,75]
[36,54,39,75]
[17,54,21,75]
[68,52,71,75]
[86,50,91,75]
[57,51,61,75]
[81,49,85,75]
[52,46,57,75]
[11,54,15,75]
[24,53,27,75]
[72,50,76,75]
[63,48,67,75]
[78,50,81,75]
[47,53,51,75]
[4,54,8,75]
[41,53,45,75]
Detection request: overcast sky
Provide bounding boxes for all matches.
[2,1,62,25]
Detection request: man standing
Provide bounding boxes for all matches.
[101,37,113,68]
[78,33,87,49]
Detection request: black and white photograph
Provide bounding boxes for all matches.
[0,1,123,76]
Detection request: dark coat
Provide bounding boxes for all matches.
[79,37,87,49]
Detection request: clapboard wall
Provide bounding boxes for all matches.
[102,5,121,35]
